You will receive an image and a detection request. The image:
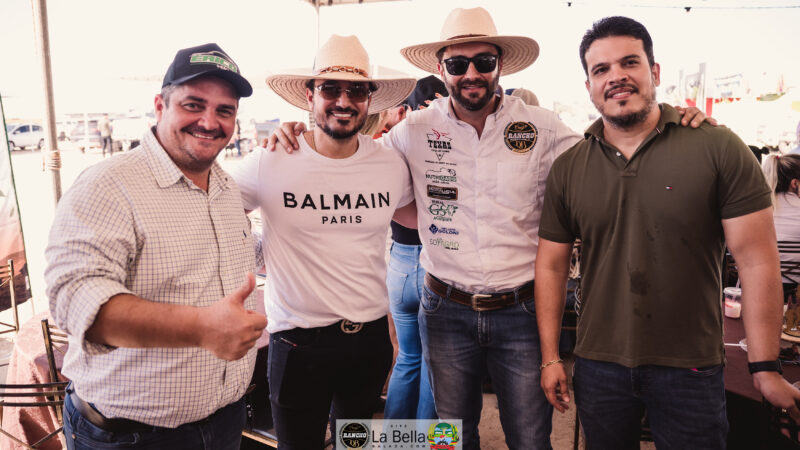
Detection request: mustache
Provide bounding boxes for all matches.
[182,125,226,139]
[457,79,489,90]
[326,107,360,116]
[605,83,638,100]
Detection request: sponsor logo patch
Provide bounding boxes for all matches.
[427,185,458,201]
[427,200,458,222]
[425,167,457,184]
[189,51,240,73]
[503,121,538,153]
[429,224,459,235]
[427,129,452,161]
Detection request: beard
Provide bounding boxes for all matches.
[316,107,367,140]
[447,74,499,112]
[596,83,657,130]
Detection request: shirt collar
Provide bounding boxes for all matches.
[583,103,679,140]
[142,127,230,191]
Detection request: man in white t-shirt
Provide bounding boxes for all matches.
[227,35,415,449]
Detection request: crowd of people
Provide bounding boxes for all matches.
[42,6,800,450]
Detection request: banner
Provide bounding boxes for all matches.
[0,94,32,310]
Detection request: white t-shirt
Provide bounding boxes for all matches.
[774,191,800,283]
[382,94,582,293]
[230,134,414,333]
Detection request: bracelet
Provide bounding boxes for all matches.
[540,359,563,370]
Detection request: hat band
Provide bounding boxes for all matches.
[314,65,369,78]
[446,33,491,40]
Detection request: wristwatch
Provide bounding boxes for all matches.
[748,360,783,375]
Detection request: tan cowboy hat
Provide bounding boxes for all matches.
[266,35,416,114]
[401,7,539,76]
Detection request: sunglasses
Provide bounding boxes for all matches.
[442,54,498,76]
[314,83,372,103]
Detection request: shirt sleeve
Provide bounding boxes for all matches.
[227,148,265,210]
[45,169,135,353]
[539,156,579,243]
[715,128,772,219]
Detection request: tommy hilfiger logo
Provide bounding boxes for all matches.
[427,129,452,161]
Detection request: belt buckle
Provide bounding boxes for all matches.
[470,293,492,311]
[340,320,363,334]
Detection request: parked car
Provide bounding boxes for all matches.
[5,124,44,150]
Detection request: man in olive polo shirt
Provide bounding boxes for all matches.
[534,16,800,449]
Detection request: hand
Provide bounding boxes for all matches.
[754,371,800,423]
[674,105,719,128]
[263,122,306,152]
[199,273,267,361]
[541,362,571,413]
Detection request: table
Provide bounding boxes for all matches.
[724,316,800,449]
[0,312,66,450]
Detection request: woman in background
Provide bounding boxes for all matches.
[762,153,800,299]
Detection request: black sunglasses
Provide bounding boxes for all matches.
[314,83,372,103]
[442,54,498,76]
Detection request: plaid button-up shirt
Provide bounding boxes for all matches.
[45,129,257,427]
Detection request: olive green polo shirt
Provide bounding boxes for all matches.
[539,104,771,368]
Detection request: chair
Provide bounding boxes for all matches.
[763,398,800,446]
[0,260,20,335]
[41,319,68,428]
[0,381,69,449]
[778,241,800,302]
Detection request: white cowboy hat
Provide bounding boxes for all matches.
[401,7,539,76]
[266,35,416,114]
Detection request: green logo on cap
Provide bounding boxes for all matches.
[189,52,239,73]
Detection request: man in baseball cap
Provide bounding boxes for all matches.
[46,43,264,449]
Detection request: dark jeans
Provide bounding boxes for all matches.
[101,136,113,156]
[574,356,728,450]
[268,316,393,449]
[63,387,245,450]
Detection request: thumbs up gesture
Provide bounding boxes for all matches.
[200,273,267,361]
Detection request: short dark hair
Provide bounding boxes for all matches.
[160,84,179,106]
[579,16,654,75]
[436,44,503,62]
[305,79,378,92]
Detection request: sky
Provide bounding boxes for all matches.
[1,0,799,141]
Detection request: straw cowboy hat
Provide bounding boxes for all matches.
[266,35,416,114]
[401,7,539,76]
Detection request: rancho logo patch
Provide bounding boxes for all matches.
[503,121,538,153]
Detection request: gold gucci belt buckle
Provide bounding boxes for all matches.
[340,320,363,334]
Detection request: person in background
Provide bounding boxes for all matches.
[384,75,448,421]
[45,43,265,450]
[790,120,800,155]
[98,114,113,157]
[536,16,800,449]
[506,87,539,106]
[762,153,800,293]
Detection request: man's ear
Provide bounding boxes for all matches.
[305,87,314,109]
[154,94,166,121]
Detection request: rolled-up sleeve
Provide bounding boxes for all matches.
[45,169,134,351]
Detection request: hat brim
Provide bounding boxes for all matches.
[169,69,254,98]
[266,67,416,114]
[401,35,539,76]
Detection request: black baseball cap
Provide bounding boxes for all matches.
[162,43,253,98]
[405,75,448,111]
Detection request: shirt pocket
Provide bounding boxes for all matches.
[496,161,539,212]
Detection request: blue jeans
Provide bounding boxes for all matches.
[573,356,728,450]
[384,242,436,419]
[63,387,245,450]
[419,282,552,450]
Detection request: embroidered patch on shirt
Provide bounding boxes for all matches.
[503,121,538,153]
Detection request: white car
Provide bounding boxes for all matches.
[5,124,44,150]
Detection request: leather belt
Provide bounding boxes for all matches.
[424,273,534,311]
[68,390,154,433]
